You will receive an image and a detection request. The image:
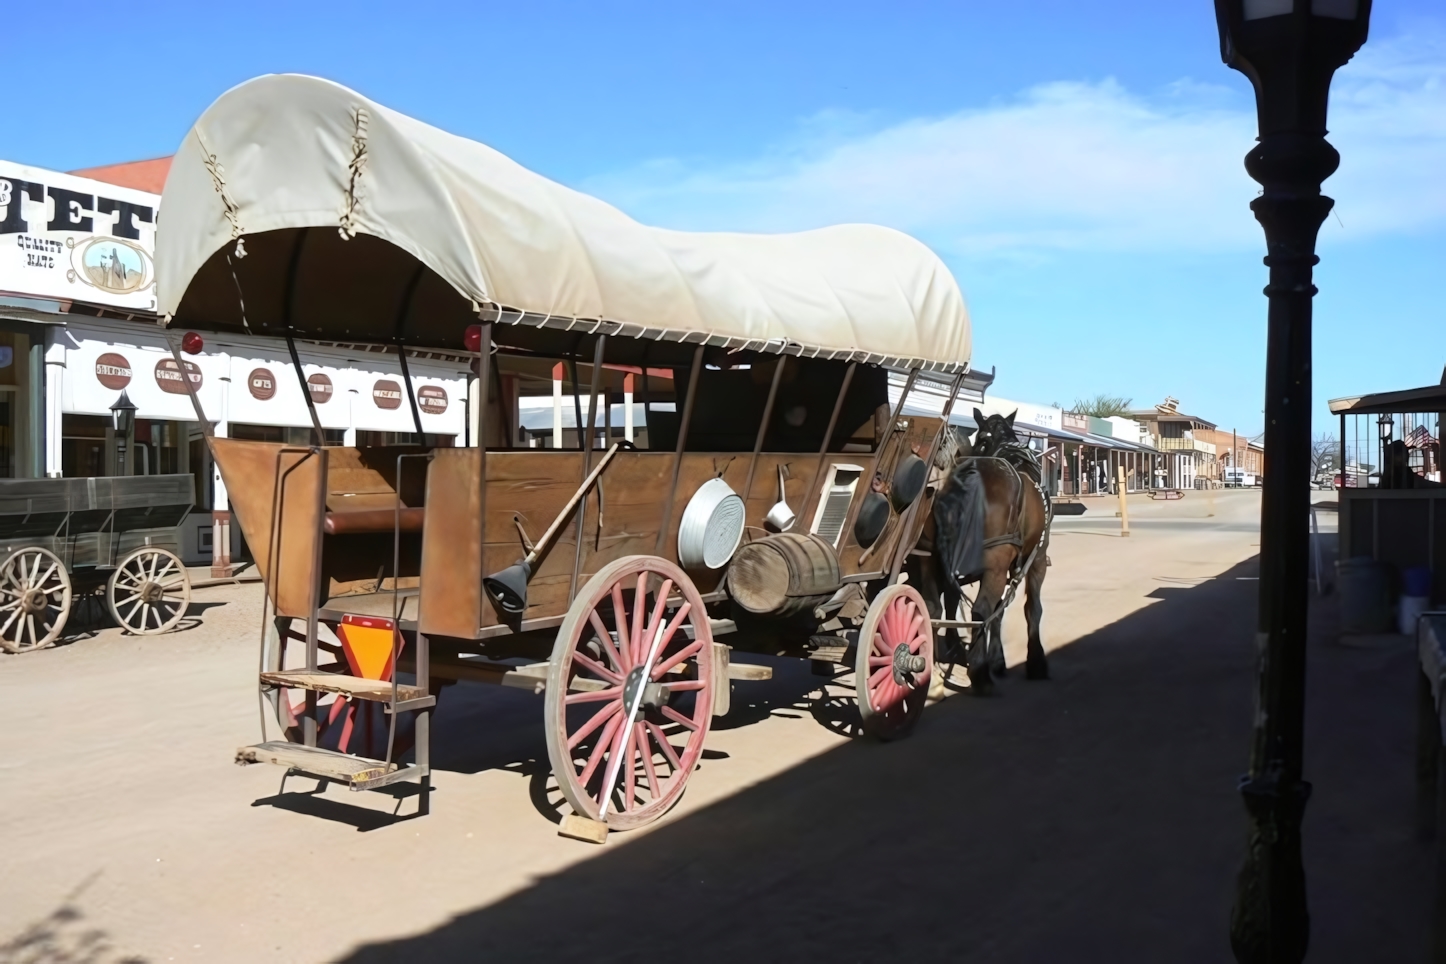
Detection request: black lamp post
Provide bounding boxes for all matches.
[1214,1,1371,961]
[109,390,137,476]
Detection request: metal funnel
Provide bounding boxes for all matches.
[484,560,532,617]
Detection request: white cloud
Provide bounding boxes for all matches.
[1325,29,1446,236]
[582,26,1446,260]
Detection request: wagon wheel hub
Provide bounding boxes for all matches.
[21,588,48,613]
[622,665,666,712]
[139,580,165,603]
[892,641,927,687]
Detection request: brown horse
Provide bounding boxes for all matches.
[910,410,1051,693]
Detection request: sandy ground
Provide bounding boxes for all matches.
[1,489,1423,962]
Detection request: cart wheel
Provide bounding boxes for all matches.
[0,547,73,654]
[546,555,714,832]
[106,547,191,635]
[855,583,932,740]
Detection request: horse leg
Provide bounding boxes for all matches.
[1024,544,1050,680]
[984,552,1012,678]
[967,565,1008,694]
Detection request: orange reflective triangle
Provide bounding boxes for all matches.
[338,614,402,681]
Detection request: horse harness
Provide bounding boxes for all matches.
[966,445,1053,631]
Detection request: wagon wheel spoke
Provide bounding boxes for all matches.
[658,705,698,731]
[636,722,660,799]
[627,571,650,665]
[577,711,624,788]
[645,721,682,770]
[567,700,622,750]
[610,582,633,672]
[621,725,638,811]
[564,686,623,706]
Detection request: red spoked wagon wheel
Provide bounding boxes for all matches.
[855,583,932,740]
[545,555,714,832]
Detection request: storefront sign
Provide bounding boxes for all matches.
[95,352,132,390]
[0,161,159,312]
[154,357,203,394]
[247,367,277,401]
[307,373,333,404]
[418,385,448,415]
[373,379,402,410]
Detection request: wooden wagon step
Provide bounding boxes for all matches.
[259,670,431,705]
[235,741,424,790]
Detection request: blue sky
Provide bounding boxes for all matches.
[8,1,1443,436]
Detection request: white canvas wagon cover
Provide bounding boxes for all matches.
[156,74,971,372]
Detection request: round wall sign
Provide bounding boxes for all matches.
[96,352,133,390]
[153,357,202,395]
[307,373,333,405]
[247,368,277,401]
[418,385,448,415]
[373,379,402,410]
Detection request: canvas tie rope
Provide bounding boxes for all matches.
[338,106,370,240]
[194,129,246,258]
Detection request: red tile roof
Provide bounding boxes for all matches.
[69,156,172,195]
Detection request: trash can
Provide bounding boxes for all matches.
[1400,566,1433,635]
[1337,557,1391,634]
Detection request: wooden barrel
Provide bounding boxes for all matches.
[727,532,842,618]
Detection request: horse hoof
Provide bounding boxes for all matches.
[928,679,948,701]
[967,667,995,695]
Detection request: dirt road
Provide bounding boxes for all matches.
[2,490,1422,962]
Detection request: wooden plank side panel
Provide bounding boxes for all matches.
[417,448,484,638]
[418,447,891,636]
[211,438,324,617]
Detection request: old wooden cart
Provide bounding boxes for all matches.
[157,75,981,836]
[0,474,194,653]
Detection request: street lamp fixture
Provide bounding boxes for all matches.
[1377,414,1393,442]
[1213,1,1371,962]
[109,391,137,476]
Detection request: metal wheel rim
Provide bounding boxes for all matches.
[545,555,714,832]
[0,547,72,654]
[855,583,932,740]
[106,547,191,635]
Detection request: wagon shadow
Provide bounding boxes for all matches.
[250,774,427,832]
[337,553,1433,963]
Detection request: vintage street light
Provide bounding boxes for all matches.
[1214,1,1372,961]
[109,390,137,476]
[1377,413,1393,442]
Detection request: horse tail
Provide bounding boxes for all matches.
[932,459,987,583]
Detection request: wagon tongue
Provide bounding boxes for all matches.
[483,560,532,617]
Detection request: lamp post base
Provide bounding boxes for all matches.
[1230,773,1313,964]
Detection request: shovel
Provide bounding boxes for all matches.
[485,443,620,616]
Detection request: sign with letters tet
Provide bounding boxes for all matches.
[0,159,160,312]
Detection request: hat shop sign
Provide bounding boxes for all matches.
[1,160,159,312]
